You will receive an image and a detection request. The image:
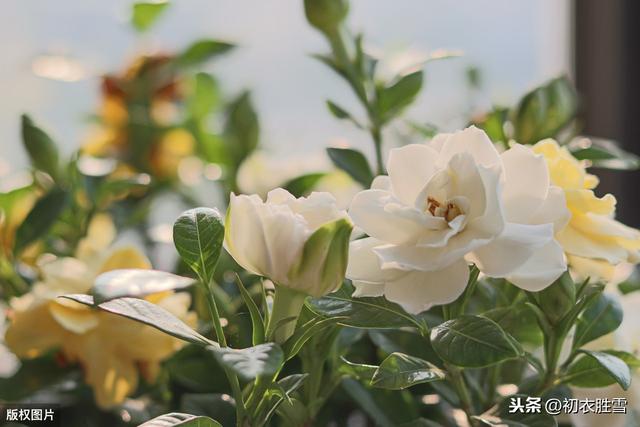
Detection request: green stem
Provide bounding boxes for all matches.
[265,285,307,344]
[446,364,476,426]
[370,126,384,175]
[202,280,246,425]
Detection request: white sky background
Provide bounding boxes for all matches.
[0,0,571,173]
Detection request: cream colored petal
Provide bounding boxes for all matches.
[434,126,501,168]
[4,303,65,358]
[347,237,405,283]
[470,223,554,278]
[98,246,151,274]
[507,240,567,292]
[38,257,92,294]
[500,144,550,224]
[530,186,570,232]
[387,144,439,205]
[49,299,99,334]
[383,259,470,314]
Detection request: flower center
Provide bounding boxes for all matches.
[426,197,463,222]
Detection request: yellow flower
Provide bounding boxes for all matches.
[4,215,195,408]
[150,128,196,179]
[533,140,640,280]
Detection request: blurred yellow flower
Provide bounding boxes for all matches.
[533,139,640,280]
[4,215,195,408]
[150,128,196,179]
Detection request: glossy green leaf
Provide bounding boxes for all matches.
[371,352,444,390]
[536,271,576,325]
[283,173,326,197]
[326,147,373,187]
[209,343,284,381]
[61,294,214,347]
[573,293,622,349]
[564,350,631,389]
[21,115,60,180]
[180,394,235,427]
[173,208,224,284]
[483,305,543,346]
[14,187,68,253]
[234,276,265,346]
[307,285,425,330]
[138,412,222,427]
[92,269,195,304]
[430,315,524,367]
[131,1,169,32]
[282,315,342,360]
[177,39,234,68]
[339,357,378,382]
[377,70,423,123]
[512,76,578,144]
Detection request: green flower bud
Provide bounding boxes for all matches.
[304,0,349,34]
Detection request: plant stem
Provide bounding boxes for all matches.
[202,279,246,425]
[265,285,307,344]
[446,363,477,426]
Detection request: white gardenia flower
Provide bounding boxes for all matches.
[224,188,352,297]
[347,126,569,314]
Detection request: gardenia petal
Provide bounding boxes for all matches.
[469,222,554,278]
[500,144,550,224]
[430,126,501,168]
[387,143,439,205]
[504,240,566,291]
[383,259,470,314]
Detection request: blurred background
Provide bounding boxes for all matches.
[0,0,637,224]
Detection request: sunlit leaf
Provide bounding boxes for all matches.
[131,1,169,32]
[93,269,195,304]
[371,352,444,390]
[209,343,284,381]
[138,412,222,427]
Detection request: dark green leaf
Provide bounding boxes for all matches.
[368,329,441,364]
[60,294,214,346]
[173,207,225,284]
[371,352,444,390]
[223,91,259,169]
[177,39,234,68]
[483,305,543,346]
[339,357,378,382]
[307,284,425,330]
[430,315,524,367]
[21,114,60,180]
[377,70,423,123]
[512,76,578,144]
[138,412,222,427]
[564,350,631,389]
[92,269,195,304]
[573,293,622,349]
[282,315,343,360]
[209,343,283,381]
[131,1,169,32]
[14,187,68,253]
[234,276,265,346]
[326,100,351,119]
[283,173,326,197]
[326,147,373,187]
[537,271,576,325]
[340,379,395,427]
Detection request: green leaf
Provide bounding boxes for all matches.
[283,173,326,197]
[180,394,235,427]
[282,315,343,360]
[536,271,576,325]
[234,276,265,346]
[177,39,234,68]
[339,357,378,382]
[188,73,220,119]
[92,269,195,304]
[570,137,640,170]
[209,343,283,381]
[430,315,524,367]
[368,329,440,364]
[21,115,60,180]
[138,412,222,427]
[326,100,351,119]
[483,305,543,346]
[573,293,623,349]
[173,207,224,284]
[14,187,68,253]
[307,284,425,330]
[472,108,508,143]
[61,294,214,347]
[512,76,578,144]
[371,352,444,390]
[341,379,395,427]
[377,70,423,123]
[131,1,169,32]
[326,147,374,187]
[223,91,259,170]
[564,350,631,389]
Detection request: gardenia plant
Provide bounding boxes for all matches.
[3,0,640,426]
